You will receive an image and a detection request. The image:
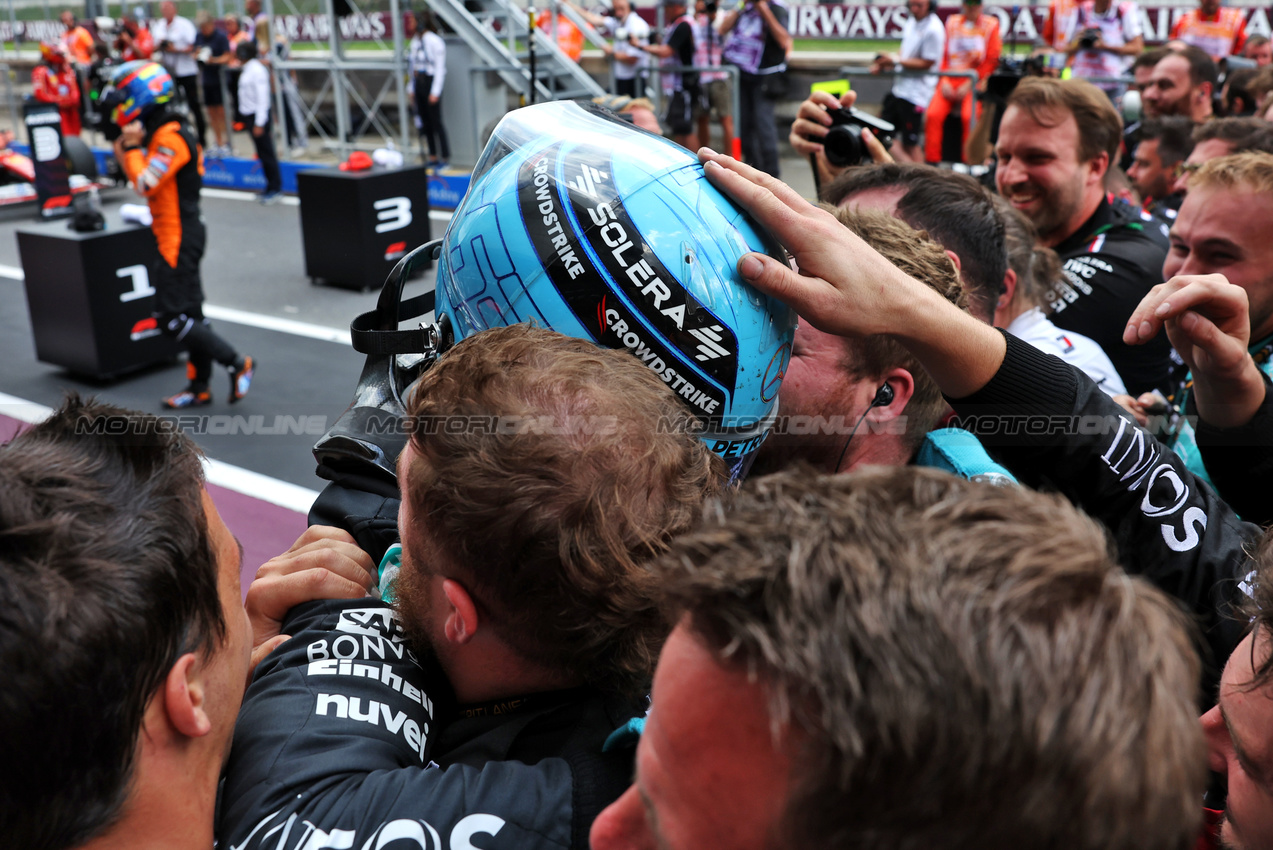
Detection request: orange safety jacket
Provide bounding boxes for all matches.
[119,112,204,267]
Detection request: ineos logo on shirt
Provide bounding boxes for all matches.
[374,196,413,233]
[1099,417,1208,552]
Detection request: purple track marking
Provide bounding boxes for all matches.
[206,483,310,599]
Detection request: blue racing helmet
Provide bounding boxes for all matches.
[434,101,796,482]
[107,60,174,126]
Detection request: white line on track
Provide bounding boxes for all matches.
[201,304,353,345]
[200,186,456,223]
[0,390,320,514]
[0,254,356,345]
[201,187,300,206]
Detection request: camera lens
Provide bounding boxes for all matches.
[822,123,864,168]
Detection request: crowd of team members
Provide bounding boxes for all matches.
[34,0,301,158]
[841,0,1273,167]
[9,4,1273,850]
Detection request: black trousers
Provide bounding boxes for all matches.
[413,73,450,159]
[250,113,282,194]
[154,219,237,388]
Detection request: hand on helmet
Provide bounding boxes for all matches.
[121,121,145,147]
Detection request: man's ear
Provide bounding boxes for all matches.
[867,368,916,422]
[164,653,213,739]
[998,268,1018,312]
[1089,150,1110,184]
[943,249,962,275]
[441,578,480,645]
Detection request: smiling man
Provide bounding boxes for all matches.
[0,395,254,850]
[1145,152,1273,520]
[995,76,1174,395]
[1143,46,1218,123]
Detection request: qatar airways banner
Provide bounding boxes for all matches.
[4,5,1268,45]
[783,4,1272,42]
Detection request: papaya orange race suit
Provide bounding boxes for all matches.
[119,108,239,391]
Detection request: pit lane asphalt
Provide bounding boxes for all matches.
[0,154,815,513]
[0,186,445,497]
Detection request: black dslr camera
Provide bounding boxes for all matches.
[985,54,1046,100]
[813,107,894,168]
[1078,27,1102,48]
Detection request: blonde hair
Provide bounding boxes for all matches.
[1192,150,1273,196]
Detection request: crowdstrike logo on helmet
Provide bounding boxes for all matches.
[435,100,795,480]
[517,144,729,422]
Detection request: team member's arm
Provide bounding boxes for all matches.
[1232,16,1248,55]
[753,0,791,52]
[115,122,191,196]
[56,71,80,110]
[976,19,1002,81]
[427,36,446,100]
[245,525,377,675]
[696,149,1259,670]
[1127,275,1273,526]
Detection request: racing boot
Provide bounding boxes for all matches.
[230,355,255,403]
[163,363,213,409]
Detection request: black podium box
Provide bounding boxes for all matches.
[298,165,432,291]
[17,223,181,379]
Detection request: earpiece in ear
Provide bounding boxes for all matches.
[873,384,895,407]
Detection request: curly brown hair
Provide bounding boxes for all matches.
[657,465,1206,850]
[402,323,725,698]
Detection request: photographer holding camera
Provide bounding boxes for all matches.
[571,0,649,98]
[1063,0,1144,96]
[870,0,944,162]
[790,88,895,191]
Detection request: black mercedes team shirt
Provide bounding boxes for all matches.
[1046,198,1175,397]
[217,598,642,850]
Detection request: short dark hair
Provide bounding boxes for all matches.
[401,324,724,699]
[822,163,1008,317]
[1224,67,1259,116]
[658,466,1207,850]
[1167,45,1219,90]
[1133,46,1169,72]
[234,39,255,62]
[0,395,223,850]
[1193,116,1273,155]
[1139,116,1196,166]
